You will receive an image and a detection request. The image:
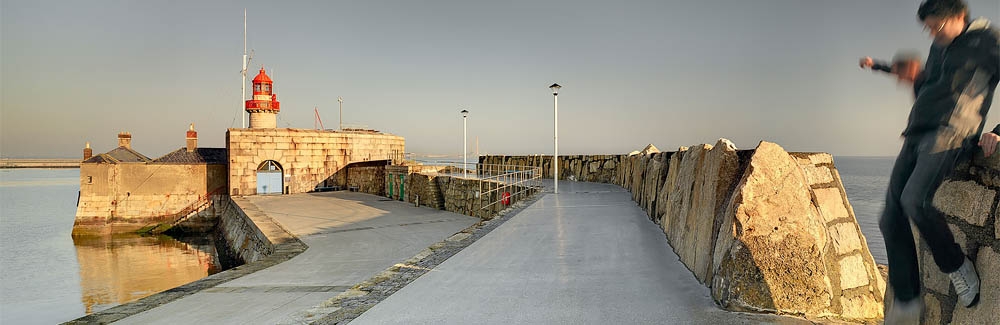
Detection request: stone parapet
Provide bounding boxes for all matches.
[483,140,887,322]
[479,155,625,183]
[916,151,1000,324]
[216,196,298,264]
[389,169,535,220]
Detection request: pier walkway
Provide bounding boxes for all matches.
[111,181,809,324]
[350,181,806,324]
[115,191,479,324]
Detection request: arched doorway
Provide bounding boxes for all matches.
[257,160,283,195]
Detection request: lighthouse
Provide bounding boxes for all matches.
[245,67,281,128]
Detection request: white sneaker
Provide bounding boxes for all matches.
[948,257,981,307]
[884,297,923,325]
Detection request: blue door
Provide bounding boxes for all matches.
[257,160,283,195]
[257,172,282,194]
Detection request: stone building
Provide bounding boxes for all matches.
[75,67,405,233]
[226,68,404,196]
[75,127,228,235]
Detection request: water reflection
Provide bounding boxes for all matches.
[0,169,227,324]
[72,234,222,314]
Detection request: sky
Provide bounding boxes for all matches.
[2,0,999,158]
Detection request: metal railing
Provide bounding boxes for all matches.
[407,161,475,178]
[403,161,541,216]
[477,163,542,212]
[244,100,280,110]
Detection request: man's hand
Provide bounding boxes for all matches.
[980,132,1000,157]
[859,56,875,69]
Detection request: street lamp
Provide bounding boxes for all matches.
[461,109,469,179]
[338,96,344,130]
[549,83,561,194]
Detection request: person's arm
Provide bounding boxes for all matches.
[945,33,999,130]
[860,56,893,73]
[912,72,926,98]
[953,34,1000,156]
[871,61,893,74]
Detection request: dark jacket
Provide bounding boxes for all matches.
[905,18,1000,138]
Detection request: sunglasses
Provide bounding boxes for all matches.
[923,21,946,33]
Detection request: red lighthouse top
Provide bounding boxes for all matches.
[252,67,272,84]
[246,67,280,112]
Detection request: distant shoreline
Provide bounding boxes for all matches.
[0,158,80,169]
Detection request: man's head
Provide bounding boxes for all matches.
[891,51,922,83]
[918,0,968,46]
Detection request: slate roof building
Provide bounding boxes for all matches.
[75,125,228,235]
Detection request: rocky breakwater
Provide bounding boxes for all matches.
[612,140,885,322]
[482,141,886,321]
[914,150,1000,324]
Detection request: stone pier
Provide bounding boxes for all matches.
[484,139,887,322]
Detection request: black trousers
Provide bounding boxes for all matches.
[879,127,971,302]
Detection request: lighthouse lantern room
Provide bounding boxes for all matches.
[245,67,281,129]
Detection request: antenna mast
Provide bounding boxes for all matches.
[241,9,248,128]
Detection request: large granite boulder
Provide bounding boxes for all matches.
[638,144,660,156]
[686,139,740,284]
[631,154,648,203]
[711,141,884,322]
[656,147,686,226]
[642,153,668,218]
[665,144,709,256]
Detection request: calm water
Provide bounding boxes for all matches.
[0,169,222,324]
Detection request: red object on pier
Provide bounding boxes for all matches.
[501,192,511,205]
[245,67,280,112]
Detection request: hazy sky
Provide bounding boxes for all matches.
[3,0,999,158]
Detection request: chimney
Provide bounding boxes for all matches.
[117,132,132,149]
[186,123,197,152]
[83,142,93,160]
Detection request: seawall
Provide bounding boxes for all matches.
[916,151,1000,324]
[0,158,80,168]
[213,196,299,264]
[484,140,887,322]
[385,165,536,220]
[73,163,227,235]
[66,195,307,324]
[483,141,1000,323]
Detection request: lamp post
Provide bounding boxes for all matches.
[461,109,469,178]
[549,83,561,194]
[338,96,343,130]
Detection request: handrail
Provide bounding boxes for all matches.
[136,187,228,234]
[478,164,542,212]
[167,186,227,223]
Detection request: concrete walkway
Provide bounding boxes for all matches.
[351,181,809,324]
[117,191,478,324]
